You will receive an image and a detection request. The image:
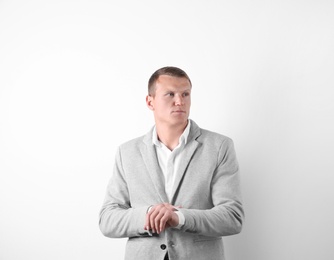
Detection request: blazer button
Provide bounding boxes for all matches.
[160,244,167,250]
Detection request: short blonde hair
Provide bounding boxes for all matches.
[148,66,192,95]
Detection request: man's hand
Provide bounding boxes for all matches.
[144,203,179,234]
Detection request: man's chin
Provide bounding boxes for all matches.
[169,118,188,127]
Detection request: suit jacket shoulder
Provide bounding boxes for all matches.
[190,122,235,156]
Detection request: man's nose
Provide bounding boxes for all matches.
[174,95,184,106]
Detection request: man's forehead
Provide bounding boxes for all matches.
[156,84,191,93]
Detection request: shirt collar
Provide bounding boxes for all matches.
[152,120,191,147]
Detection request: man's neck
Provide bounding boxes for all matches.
[155,120,188,151]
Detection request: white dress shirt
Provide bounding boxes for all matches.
[152,120,191,228]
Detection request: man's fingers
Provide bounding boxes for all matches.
[149,208,160,233]
[154,211,166,233]
[145,206,156,231]
[159,214,170,233]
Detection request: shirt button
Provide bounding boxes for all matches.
[160,244,167,250]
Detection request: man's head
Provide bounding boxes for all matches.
[146,66,192,128]
[148,66,192,96]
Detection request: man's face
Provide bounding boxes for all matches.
[146,75,191,128]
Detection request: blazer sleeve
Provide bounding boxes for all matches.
[178,138,244,237]
[99,147,150,238]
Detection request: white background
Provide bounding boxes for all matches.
[1,0,333,259]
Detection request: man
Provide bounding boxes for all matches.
[99,66,244,260]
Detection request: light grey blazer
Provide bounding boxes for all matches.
[99,120,244,260]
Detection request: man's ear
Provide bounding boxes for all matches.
[146,95,154,111]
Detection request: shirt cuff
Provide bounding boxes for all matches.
[174,211,185,229]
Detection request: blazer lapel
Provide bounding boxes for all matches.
[140,130,169,203]
[171,120,201,204]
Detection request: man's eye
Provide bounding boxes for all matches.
[183,92,189,97]
[168,93,174,97]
